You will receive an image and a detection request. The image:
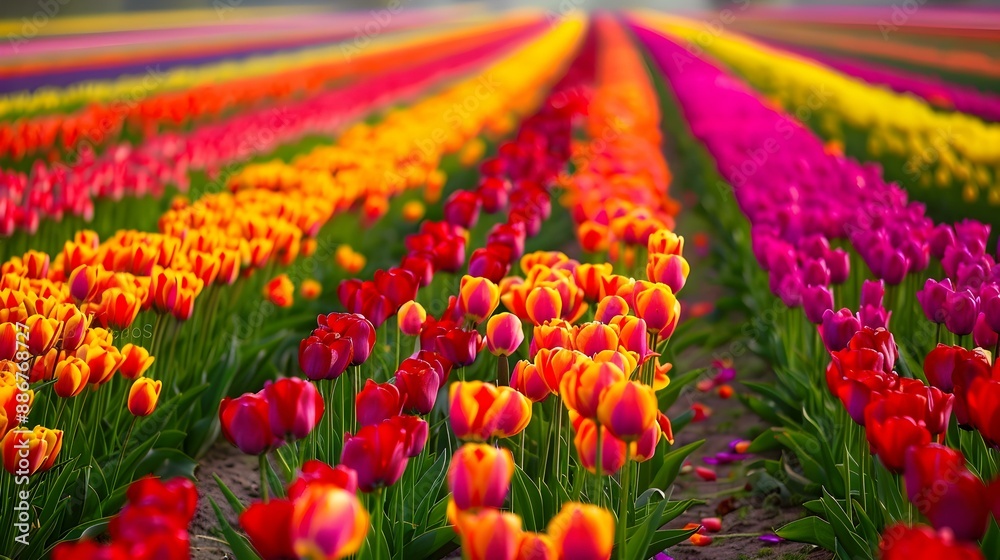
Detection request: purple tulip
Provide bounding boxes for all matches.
[917,278,954,324]
[802,285,834,324]
[881,250,908,286]
[825,248,850,285]
[973,312,998,349]
[861,279,885,309]
[929,224,956,261]
[821,308,862,352]
[981,284,1000,332]
[944,289,979,336]
[802,258,831,287]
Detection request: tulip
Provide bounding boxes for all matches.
[944,289,978,336]
[119,343,155,379]
[340,419,408,492]
[435,328,482,368]
[486,313,524,356]
[574,322,619,357]
[443,190,482,229]
[386,414,428,457]
[973,312,998,349]
[547,502,615,560]
[560,361,625,419]
[511,360,550,402]
[322,313,376,366]
[2,426,62,476]
[597,381,658,442]
[449,382,531,441]
[126,476,198,522]
[128,378,161,417]
[633,283,680,336]
[468,246,512,284]
[292,484,369,560]
[264,377,324,441]
[413,349,452,385]
[917,279,953,324]
[374,268,419,308]
[802,285,834,325]
[648,230,684,256]
[491,388,532,438]
[299,330,353,381]
[525,286,563,326]
[394,358,440,415]
[573,418,626,476]
[264,274,294,308]
[300,279,322,300]
[594,295,629,324]
[241,499,296,560]
[820,308,861,352]
[448,443,514,511]
[54,356,91,398]
[613,316,651,363]
[401,253,435,287]
[219,393,281,455]
[865,399,931,473]
[397,300,427,337]
[878,524,985,560]
[904,444,989,542]
[81,344,123,386]
[646,253,689,293]
[517,532,557,560]
[453,508,522,560]
[459,275,501,324]
[356,379,403,427]
[967,377,1000,447]
[25,314,58,356]
[68,264,100,302]
[288,461,359,500]
[575,263,613,302]
[529,320,575,357]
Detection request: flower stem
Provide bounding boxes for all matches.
[374,487,387,560]
[618,447,632,560]
[259,454,270,502]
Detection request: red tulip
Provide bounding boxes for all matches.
[126,476,198,523]
[356,379,404,427]
[340,419,408,492]
[298,330,353,381]
[865,398,931,473]
[386,414,428,457]
[52,540,129,560]
[444,191,482,229]
[878,524,985,560]
[374,268,419,309]
[220,392,281,455]
[320,313,377,365]
[288,460,359,500]
[241,499,296,560]
[264,377,324,441]
[904,444,989,541]
[394,358,440,415]
[966,377,1000,447]
[468,246,512,284]
[436,328,483,368]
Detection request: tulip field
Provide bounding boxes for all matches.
[3,4,1000,559]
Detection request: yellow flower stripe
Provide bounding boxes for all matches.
[642,12,1000,205]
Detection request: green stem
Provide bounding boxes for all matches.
[374,487,387,560]
[112,417,137,490]
[259,454,270,502]
[595,425,604,508]
[618,447,632,560]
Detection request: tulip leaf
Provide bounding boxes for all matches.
[656,369,702,410]
[137,448,198,480]
[741,393,784,425]
[643,527,701,557]
[851,499,880,546]
[512,466,545,532]
[409,452,449,534]
[747,427,782,453]
[214,474,247,515]
[776,516,836,550]
[742,381,799,419]
[404,527,458,559]
[650,440,703,492]
[819,489,871,559]
[209,497,262,560]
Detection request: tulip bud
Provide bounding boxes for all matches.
[820,308,862,352]
[597,381,658,442]
[944,289,979,336]
[356,379,403,427]
[119,343,155,379]
[574,322,619,357]
[219,392,281,455]
[486,313,524,357]
[511,360,550,402]
[633,283,680,337]
[547,502,615,560]
[241,499,296,560]
[264,378,324,441]
[292,484,369,560]
[54,356,90,398]
[459,275,501,324]
[917,279,953,324]
[128,378,161,417]
[560,362,625,419]
[802,285,834,324]
[397,300,427,337]
[453,508,522,560]
[2,426,62,476]
[518,532,557,560]
[525,287,562,326]
[448,443,514,511]
[68,264,99,302]
[435,328,482,368]
[646,253,689,293]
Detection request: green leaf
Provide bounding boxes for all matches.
[776,516,836,550]
[747,427,782,453]
[209,497,262,560]
[649,440,703,491]
[214,474,248,515]
[656,369,702,410]
[404,527,458,559]
[644,528,700,557]
[512,466,545,532]
[136,448,198,480]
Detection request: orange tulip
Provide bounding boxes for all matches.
[402,200,425,222]
[25,314,59,356]
[301,279,323,300]
[448,443,515,511]
[119,343,155,379]
[511,360,550,402]
[534,348,587,395]
[530,320,575,357]
[574,263,613,302]
[460,275,500,324]
[574,322,619,357]
[1,426,62,476]
[0,323,17,361]
[633,283,680,337]
[449,382,532,441]
[560,361,624,419]
[578,222,610,253]
[23,251,49,279]
[525,287,562,326]
[216,249,241,285]
[454,508,523,560]
[597,381,658,442]
[265,274,295,308]
[517,532,557,560]
[547,503,614,560]
[646,253,690,293]
[54,356,90,398]
[486,313,524,356]
[128,377,162,417]
[647,230,684,256]
[292,484,369,560]
[79,344,123,386]
[99,289,140,330]
[68,264,100,302]
[573,418,626,476]
[397,300,427,336]
[594,295,629,324]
